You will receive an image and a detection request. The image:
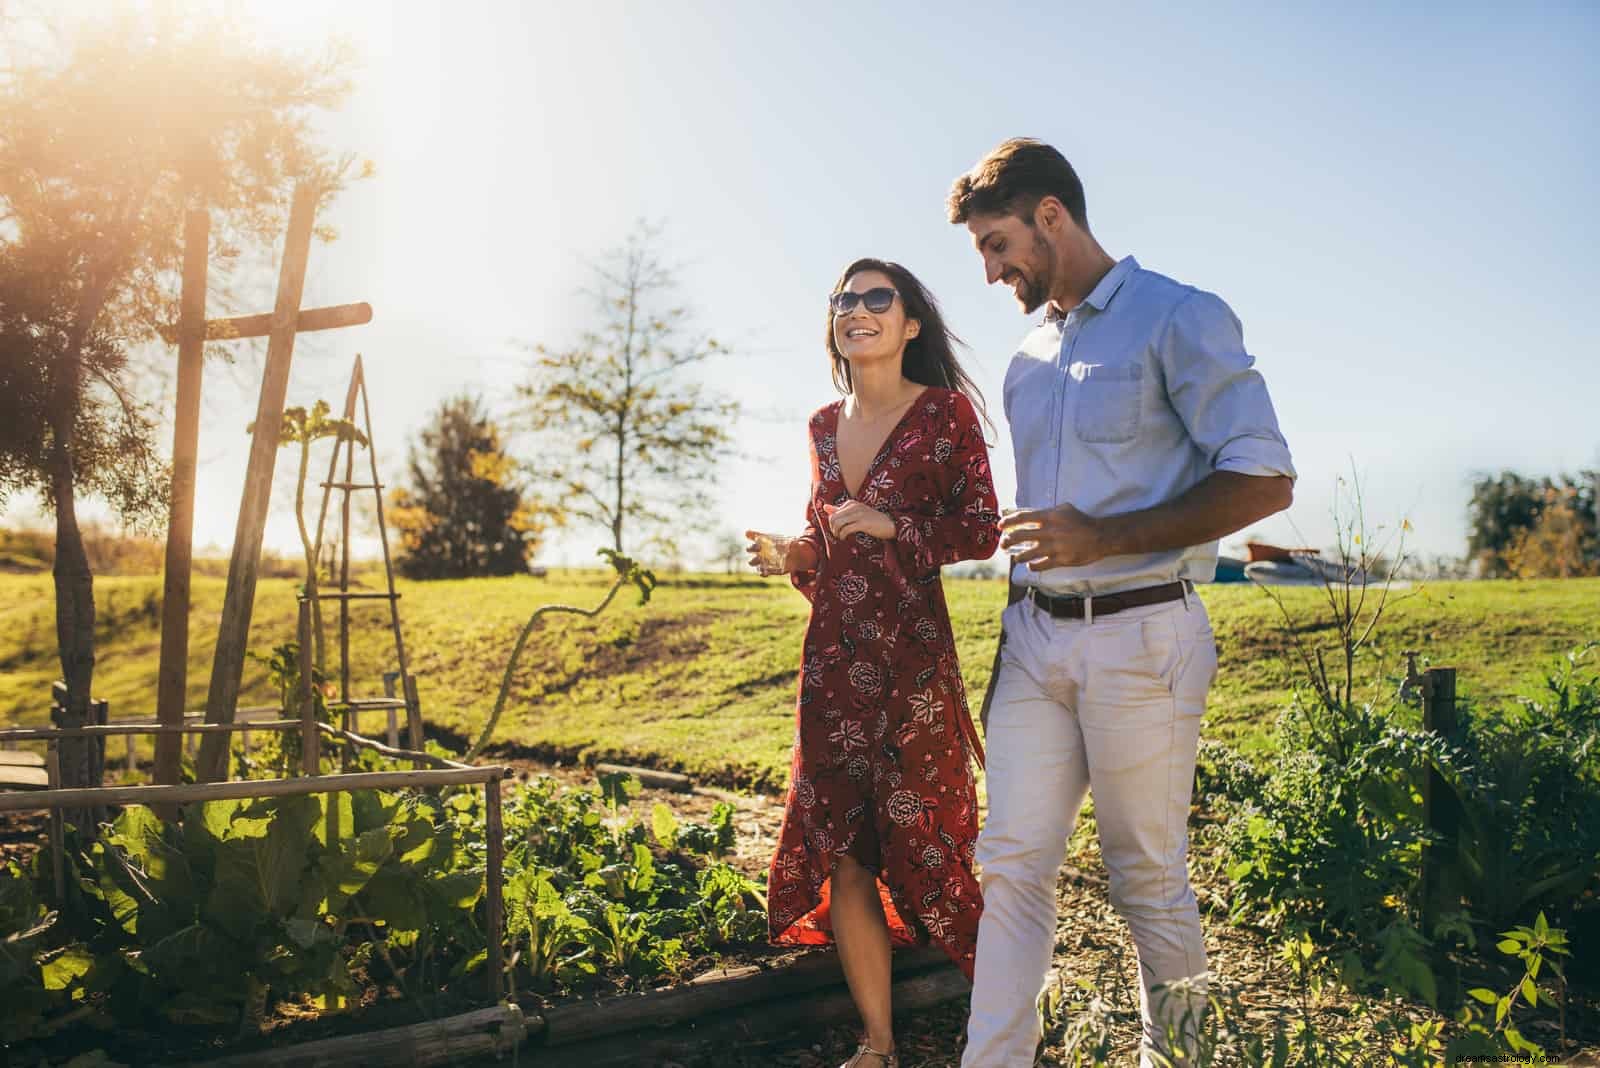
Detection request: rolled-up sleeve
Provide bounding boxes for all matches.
[1159,290,1296,480]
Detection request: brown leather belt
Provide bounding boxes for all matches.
[1024,580,1191,621]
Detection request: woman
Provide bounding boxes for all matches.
[745,259,1000,1068]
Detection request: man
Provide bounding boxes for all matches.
[948,138,1295,1066]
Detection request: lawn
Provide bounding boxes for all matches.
[2,571,1596,790]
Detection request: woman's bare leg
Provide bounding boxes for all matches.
[830,855,895,1055]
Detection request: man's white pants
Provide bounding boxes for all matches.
[962,594,1217,1067]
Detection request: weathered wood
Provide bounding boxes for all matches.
[0,766,49,789]
[156,208,211,791]
[382,673,400,749]
[157,301,373,344]
[308,592,400,601]
[593,762,692,793]
[540,960,968,1065]
[540,946,948,1047]
[198,182,320,783]
[299,599,319,777]
[0,765,507,814]
[484,777,505,1002]
[0,721,302,743]
[315,723,466,771]
[361,361,420,758]
[46,742,63,898]
[403,674,423,759]
[0,750,46,767]
[196,1003,532,1067]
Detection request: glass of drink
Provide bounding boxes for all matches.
[751,532,794,576]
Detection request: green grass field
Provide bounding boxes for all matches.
[2,571,1596,790]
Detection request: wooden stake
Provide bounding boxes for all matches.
[403,674,423,761]
[383,671,400,749]
[298,598,319,777]
[157,301,372,344]
[485,777,505,1002]
[155,208,210,790]
[45,741,63,900]
[198,182,319,782]
[0,765,508,814]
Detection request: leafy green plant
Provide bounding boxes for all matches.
[250,400,369,671]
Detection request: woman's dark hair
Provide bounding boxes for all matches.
[825,258,991,432]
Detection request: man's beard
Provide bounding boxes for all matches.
[1019,233,1055,313]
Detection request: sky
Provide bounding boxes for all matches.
[16,1,1600,569]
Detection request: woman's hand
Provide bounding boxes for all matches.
[823,501,895,540]
[744,530,820,576]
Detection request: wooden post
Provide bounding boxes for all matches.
[90,698,108,788]
[45,741,63,901]
[298,598,320,777]
[197,183,319,782]
[383,671,400,749]
[484,774,505,1002]
[362,361,420,745]
[404,674,423,761]
[1421,666,1459,935]
[156,208,210,788]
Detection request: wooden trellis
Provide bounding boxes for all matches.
[309,355,423,762]
[151,182,373,784]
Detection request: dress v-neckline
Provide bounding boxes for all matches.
[832,387,931,499]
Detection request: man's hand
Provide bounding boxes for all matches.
[998,503,1111,570]
[998,473,1294,571]
[823,501,895,540]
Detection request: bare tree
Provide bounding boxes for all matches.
[517,226,738,557]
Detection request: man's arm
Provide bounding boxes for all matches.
[999,470,1292,570]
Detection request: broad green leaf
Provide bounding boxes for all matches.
[315,826,394,914]
[427,868,484,911]
[40,945,93,991]
[1495,938,1521,955]
[361,871,426,936]
[1466,987,1497,1005]
[651,803,678,848]
[206,795,317,938]
[1495,994,1510,1024]
[313,792,356,849]
[1520,977,1537,1006]
[283,917,333,950]
[141,923,223,981]
[1227,860,1252,881]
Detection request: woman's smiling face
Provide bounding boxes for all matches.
[831,269,919,371]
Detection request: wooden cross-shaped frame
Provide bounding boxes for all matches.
[155,183,373,785]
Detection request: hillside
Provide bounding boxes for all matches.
[3,572,1595,790]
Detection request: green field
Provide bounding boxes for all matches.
[2,572,1596,791]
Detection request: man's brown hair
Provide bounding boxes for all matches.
[946,138,1088,228]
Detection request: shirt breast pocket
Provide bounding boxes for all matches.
[1073,362,1144,444]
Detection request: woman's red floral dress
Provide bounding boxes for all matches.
[767,387,1000,980]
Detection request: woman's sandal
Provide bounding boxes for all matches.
[839,1042,899,1068]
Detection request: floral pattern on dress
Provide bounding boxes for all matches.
[767,387,1000,981]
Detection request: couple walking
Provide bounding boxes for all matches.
[745,138,1296,1067]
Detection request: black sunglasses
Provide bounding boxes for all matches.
[830,287,898,316]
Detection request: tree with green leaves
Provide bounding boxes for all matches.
[517,227,739,556]
[389,394,544,579]
[1468,469,1597,577]
[0,7,357,793]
